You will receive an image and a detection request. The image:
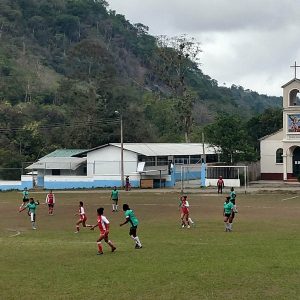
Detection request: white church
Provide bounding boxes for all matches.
[260,70,300,180]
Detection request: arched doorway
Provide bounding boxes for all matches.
[292,147,300,176]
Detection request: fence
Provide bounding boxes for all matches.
[177,164,248,193]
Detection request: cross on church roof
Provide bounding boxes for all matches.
[290,61,300,79]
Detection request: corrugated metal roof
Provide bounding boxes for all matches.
[109,143,218,156]
[26,157,87,170]
[43,149,87,158]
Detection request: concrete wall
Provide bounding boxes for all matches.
[86,146,138,176]
[206,179,240,187]
[43,175,139,189]
[0,175,33,191]
[260,138,283,174]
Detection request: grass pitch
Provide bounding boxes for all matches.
[0,190,299,300]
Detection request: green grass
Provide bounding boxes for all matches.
[0,190,299,299]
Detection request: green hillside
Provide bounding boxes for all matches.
[0,0,282,174]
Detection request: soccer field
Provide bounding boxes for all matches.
[0,190,299,300]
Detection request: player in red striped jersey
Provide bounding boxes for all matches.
[74,201,91,233]
[45,190,55,215]
[179,195,191,228]
[90,207,116,255]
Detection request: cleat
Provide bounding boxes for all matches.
[74,231,79,233]
[187,225,191,229]
[111,247,116,253]
[32,227,37,230]
[97,252,104,255]
[181,225,185,228]
[135,244,139,249]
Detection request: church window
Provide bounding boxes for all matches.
[276,148,283,164]
[289,89,300,106]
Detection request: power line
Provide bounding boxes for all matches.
[0,119,120,133]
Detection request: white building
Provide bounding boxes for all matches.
[260,77,300,180]
[22,143,219,189]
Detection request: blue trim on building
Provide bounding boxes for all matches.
[0,181,33,191]
[44,180,141,190]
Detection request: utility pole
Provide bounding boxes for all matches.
[202,132,206,163]
[120,114,124,189]
[115,111,124,189]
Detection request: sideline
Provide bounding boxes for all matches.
[7,228,21,237]
[281,196,299,202]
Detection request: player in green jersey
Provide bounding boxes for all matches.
[110,186,119,212]
[19,187,30,210]
[229,187,238,213]
[120,204,142,249]
[223,196,234,232]
[19,198,40,230]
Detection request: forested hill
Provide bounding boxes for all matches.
[0,0,282,170]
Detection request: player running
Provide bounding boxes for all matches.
[179,195,191,228]
[110,186,119,212]
[223,196,234,232]
[45,190,55,215]
[74,201,91,233]
[90,207,116,255]
[120,204,142,249]
[19,197,39,230]
[19,187,30,210]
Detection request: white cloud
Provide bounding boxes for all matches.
[107,0,300,96]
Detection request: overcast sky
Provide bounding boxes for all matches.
[107,0,300,97]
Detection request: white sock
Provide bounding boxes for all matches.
[225,223,229,230]
[134,236,142,247]
[112,204,115,211]
[229,223,232,230]
[116,205,118,211]
[188,217,194,224]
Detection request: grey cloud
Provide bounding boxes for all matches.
[108,0,300,96]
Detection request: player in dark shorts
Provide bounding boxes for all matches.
[19,187,30,210]
[223,196,234,232]
[120,204,142,249]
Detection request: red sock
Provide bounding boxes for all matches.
[97,242,103,253]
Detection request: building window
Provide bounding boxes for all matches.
[138,155,155,166]
[174,156,189,164]
[289,89,300,106]
[157,156,168,166]
[52,169,61,175]
[276,149,283,164]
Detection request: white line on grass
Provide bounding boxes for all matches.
[281,196,299,202]
[7,228,21,237]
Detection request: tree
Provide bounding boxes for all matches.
[156,34,202,142]
[247,108,282,152]
[204,115,257,164]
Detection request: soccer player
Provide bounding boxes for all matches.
[217,176,224,194]
[110,186,119,212]
[223,196,234,232]
[90,207,116,255]
[45,190,55,215]
[19,187,30,209]
[120,204,142,249]
[229,187,238,213]
[19,197,39,230]
[125,176,131,191]
[179,195,191,228]
[74,201,91,233]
